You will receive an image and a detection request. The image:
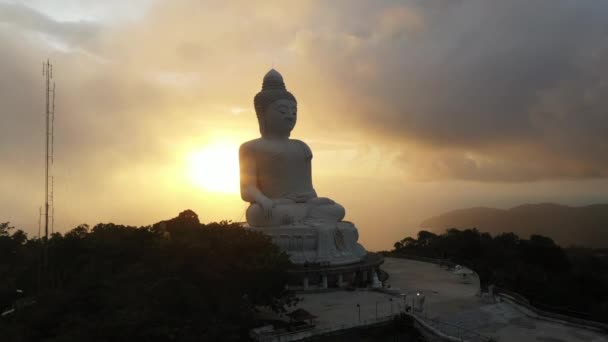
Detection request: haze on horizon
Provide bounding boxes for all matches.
[1,0,607,251]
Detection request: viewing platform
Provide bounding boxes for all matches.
[252,257,608,342]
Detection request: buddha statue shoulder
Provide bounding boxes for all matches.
[239,69,345,227]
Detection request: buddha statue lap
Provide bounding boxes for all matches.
[239,69,366,265]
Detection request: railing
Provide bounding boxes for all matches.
[252,309,495,342]
[0,297,37,318]
[413,313,493,342]
[252,314,396,342]
[492,286,530,304]
[532,301,593,319]
[493,286,608,333]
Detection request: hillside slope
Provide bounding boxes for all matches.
[420,203,608,248]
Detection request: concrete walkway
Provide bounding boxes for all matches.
[291,258,608,341]
[385,258,608,342]
[434,301,608,342]
[291,257,480,337]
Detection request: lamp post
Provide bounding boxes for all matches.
[413,292,422,314]
[356,303,361,322]
[375,301,378,319]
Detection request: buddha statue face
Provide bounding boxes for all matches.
[261,99,297,138]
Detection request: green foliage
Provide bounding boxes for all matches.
[0,221,14,236]
[0,210,295,341]
[390,228,608,323]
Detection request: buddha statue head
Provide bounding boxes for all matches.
[254,69,298,138]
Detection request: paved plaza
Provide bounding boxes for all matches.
[292,257,608,341]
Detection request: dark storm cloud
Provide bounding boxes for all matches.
[302,1,608,181]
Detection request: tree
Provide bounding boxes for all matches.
[0,211,296,341]
[417,230,437,247]
[0,222,14,236]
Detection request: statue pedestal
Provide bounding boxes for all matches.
[248,221,367,266]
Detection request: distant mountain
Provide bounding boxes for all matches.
[420,203,608,248]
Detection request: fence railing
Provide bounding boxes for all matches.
[251,314,395,342]
[252,309,495,342]
[492,286,530,304]
[494,286,608,333]
[412,312,493,342]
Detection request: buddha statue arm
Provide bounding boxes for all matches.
[239,143,274,219]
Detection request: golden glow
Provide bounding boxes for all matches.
[186,141,240,193]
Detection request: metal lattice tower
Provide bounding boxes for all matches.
[42,60,55,243]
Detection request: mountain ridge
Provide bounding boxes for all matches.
[420,203,608,248]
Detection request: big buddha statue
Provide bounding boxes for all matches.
[239,69,367,266]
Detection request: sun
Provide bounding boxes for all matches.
[186,142,240,193]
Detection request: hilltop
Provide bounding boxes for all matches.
[420,203,608,248]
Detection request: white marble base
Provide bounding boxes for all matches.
[248,221,367,266]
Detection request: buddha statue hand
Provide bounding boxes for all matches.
[258,196,275,220]
[307,197,335,206]
[246,196,345,227]
[283,190,316,203]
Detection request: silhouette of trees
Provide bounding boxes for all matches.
[0,211,295,341]
[390,228,608,322]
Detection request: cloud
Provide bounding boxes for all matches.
[3,0,608,184]
[0,2,101,50]
[0,0,326,231]
[291,1,608,181]
[2,0,608,236]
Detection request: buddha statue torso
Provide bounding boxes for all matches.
[246,138,313,201]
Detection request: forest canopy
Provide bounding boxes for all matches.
[0,210,295,341]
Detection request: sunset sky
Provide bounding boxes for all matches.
[1,0,608,250]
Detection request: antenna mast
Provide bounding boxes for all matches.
[38,206,42,239]
[42,60,55,245]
